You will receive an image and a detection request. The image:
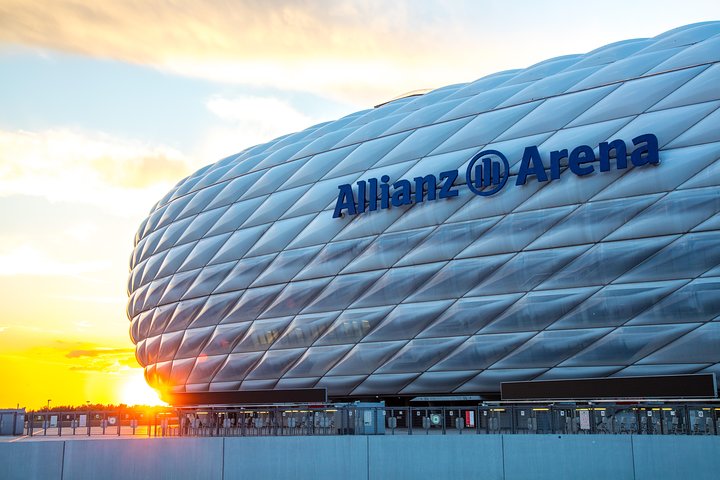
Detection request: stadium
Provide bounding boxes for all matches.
[127,21,720,405]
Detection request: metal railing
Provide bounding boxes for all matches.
[382,404,720,436]
[23,402,720,438]
[25,410,173,438]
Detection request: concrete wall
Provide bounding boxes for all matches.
[0,441,64,480]
[368,435,504,480]
[1,435,718,480]
[503,434,634,480]
[631,436,720,480]
[63,438,223,480]
[224,436,368,480]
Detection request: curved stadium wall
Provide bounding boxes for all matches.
[128,22,720,401]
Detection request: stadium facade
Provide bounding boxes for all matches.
[128,22,720,403]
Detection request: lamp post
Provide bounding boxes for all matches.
[47,399,51,411]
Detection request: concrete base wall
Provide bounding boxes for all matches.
[1,435,718,480]
[63,438,223,480]
[0,442,63,480]
[368,435,504,480]
[503,435,634,480]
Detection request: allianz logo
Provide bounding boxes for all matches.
[333,133,659,218]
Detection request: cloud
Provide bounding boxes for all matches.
[0,128,190,188]
[0,244,110,276]
[1,341,138,374]
[53,294,128,304]
[206,95,312,127]
[0,128,194,217]
[199,94,317,160]
[0,1,712,104]
[66,347,133,358]
[0,0,486,102]
[64,345,137,372]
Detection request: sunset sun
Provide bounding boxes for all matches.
[119,370,166,406]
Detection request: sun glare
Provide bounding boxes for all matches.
[120,370,167,406]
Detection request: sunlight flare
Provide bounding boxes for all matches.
[120,370,166,406]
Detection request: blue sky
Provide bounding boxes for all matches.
[0,0,718,407]
[0,47,355,152]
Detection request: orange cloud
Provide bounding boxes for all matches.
[66,347,133,358]
[0,0,486,102]
[63,345,137,372]
[0,128,193,216]
[91,152,190,189]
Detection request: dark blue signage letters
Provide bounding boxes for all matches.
[333,133,659,218]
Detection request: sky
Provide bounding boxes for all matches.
[1,0,719,410]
